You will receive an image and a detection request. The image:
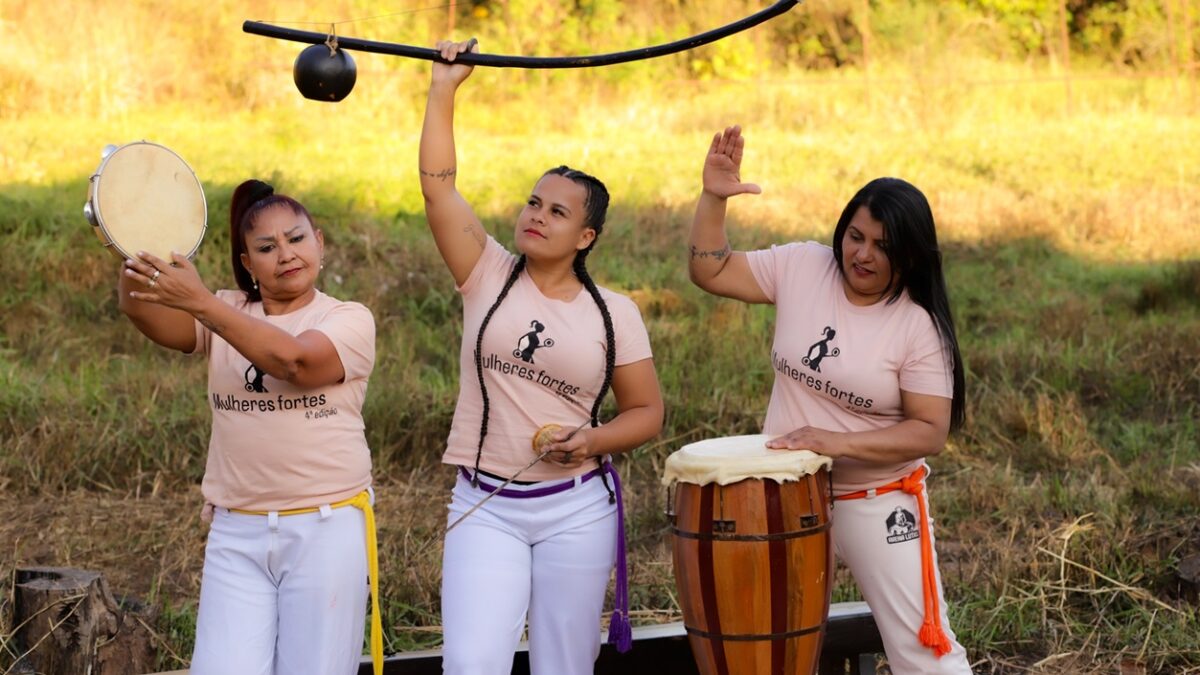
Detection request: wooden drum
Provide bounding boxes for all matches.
[665,435,834,675]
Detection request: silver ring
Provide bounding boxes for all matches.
[151,269,161,281]
[147,279,157,288]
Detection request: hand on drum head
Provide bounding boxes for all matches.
[538,426,593,469]
[124,251,210,314]
[765,425,844,457]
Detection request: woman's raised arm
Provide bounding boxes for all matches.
[688,125,770,304]
[420,38,488,287]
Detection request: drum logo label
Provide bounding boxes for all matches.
[885,507,919,544]
[802,326,840,373]
[514,319,554,364]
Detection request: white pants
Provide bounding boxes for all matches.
[441,470,618,675]
[832,479,972,674]
[189,503,369,675]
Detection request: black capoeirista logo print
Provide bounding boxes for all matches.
[244,363,269,392]
[513,319,555,364]
[802,326,840,373]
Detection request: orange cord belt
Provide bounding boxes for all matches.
[834,465,952,658]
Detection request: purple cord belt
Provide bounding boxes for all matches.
[457,464,633,653]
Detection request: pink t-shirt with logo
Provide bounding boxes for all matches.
[192,289,375,511]
[746,242,954,495]
[442,237,654,481]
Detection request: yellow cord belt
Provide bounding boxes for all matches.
[232,490,383,675]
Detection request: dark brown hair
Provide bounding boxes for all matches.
[228,179,314,302]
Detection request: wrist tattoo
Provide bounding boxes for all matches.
[690,244,731,261]
[420,166,457,182]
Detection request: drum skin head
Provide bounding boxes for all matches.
[663,435,832,486]
[93,142,206,261]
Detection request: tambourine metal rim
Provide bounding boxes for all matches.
[85,140,208,261]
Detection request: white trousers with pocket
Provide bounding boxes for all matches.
[441,469,618,675]
[189,501,369,675]
[832,477,973,674]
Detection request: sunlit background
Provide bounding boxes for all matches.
[2,1,1198,672]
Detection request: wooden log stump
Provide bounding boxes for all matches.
[11,566,157,675]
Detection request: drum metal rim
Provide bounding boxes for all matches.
[670,520,831,542]
[90,140,207,261]
[683,622,826,641]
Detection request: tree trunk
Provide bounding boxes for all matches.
[11,567,157,675]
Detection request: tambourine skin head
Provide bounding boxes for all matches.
[89,142,207,262]
[293,44,357,102]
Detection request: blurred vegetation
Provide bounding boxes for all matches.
[2,0,1198,118]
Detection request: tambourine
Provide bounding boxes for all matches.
[83,141,207,261]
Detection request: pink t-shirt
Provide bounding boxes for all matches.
[443,237,654,481]
[192,289,375,511]
[746,242,954,495]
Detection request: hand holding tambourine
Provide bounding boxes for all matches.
[123,251,213,313]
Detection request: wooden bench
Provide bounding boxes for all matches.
[362,601,883,674]
[155,602,880,674]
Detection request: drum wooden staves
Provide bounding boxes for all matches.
[83,141,207,261]
[664,435,834,675]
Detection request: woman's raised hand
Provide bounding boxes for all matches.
[702,125,762,200]
[124,251,211,315]
[432,38,479,88]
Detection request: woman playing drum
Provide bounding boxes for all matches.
[420,39,665,675]
[117,180,379,675]
[688,126,972,673]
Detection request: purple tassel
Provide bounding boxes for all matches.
[605,464,634,653]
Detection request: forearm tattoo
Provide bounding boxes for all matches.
[690,244,731,261]
[420,166,457,181]
[198,317,225,336]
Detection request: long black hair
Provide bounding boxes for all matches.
[831,177,966,431]
[470,166,617,499]
[229,179,314,303]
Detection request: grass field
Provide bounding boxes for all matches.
[2,2,1200,672]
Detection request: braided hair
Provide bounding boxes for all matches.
[471,167,618,501]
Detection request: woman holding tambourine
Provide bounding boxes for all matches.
[115,178,381,675]
[420,39,664,675]
[688,127,972,673]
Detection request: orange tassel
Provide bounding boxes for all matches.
[837,465,954,659]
